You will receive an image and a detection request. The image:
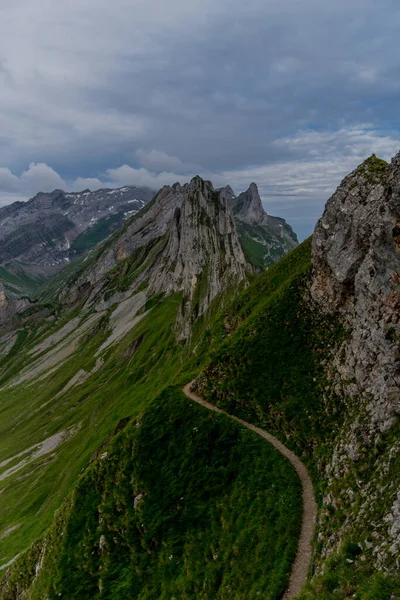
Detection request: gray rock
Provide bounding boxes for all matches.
[229,182,298,269]
[64,177,247,338]
[0,185,155,286]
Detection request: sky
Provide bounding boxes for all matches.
[0,0,400,240]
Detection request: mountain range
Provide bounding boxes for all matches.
[0,181,297,300]
[0,154,399,600]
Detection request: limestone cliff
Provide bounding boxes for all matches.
[229,182,298,269]
[64,177,247,338]
[311,153,400,571]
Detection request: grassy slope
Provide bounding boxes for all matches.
[235,221,296,270]
[1,389,301,600]
[0,292,183,566]
[0,234,302,599]
[197,238,344,455]
[0,266,46,299]
[196,238,400,599]
[69,213,126,257]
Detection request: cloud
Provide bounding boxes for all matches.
[72,177,104,191]
[0,168,19,192]
[135,149,188,173]
[1,125,399,241]
[0,0,399,237]
[104,165,185,189]
[20,163,66,193]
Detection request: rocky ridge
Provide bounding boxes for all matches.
[0,186,155,278]
[65,177,247,338]
[311,153,400,571]
[226,182,298,269]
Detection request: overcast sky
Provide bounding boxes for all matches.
[1,0,399,240]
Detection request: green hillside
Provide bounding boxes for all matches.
[195,239,400,599]
[1,389,301,600]
[0,266,46,299]
[0,241,302,597]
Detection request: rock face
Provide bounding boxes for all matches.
[312,154,400,434]
[311,153,400,570]
[0,186,155,278]
[65,177,247,338]
[230,182,268,225]
[228,183,298,270]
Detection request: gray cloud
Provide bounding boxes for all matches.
[0,0,399,239]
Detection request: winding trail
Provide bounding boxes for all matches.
[183,382,317,600]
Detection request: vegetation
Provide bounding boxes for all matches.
[0,266,46,299]
[0,292,184,565]
[355,154,388,185]
[1,388,301,599]
[195,237,400,598]
[69,214,126,256]
[197,238,346,460]
[235,221,292,270]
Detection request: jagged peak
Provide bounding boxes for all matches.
[187,175,215,193]
[231,181,268,225]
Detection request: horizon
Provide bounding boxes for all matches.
[1,0,400,241]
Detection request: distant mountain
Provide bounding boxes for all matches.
[220,182,298,270]
[52,177,248,339]
[0,186,155,295]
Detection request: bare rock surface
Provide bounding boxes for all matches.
[311,153,400,570]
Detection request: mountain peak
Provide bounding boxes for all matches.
[230,182,267,225]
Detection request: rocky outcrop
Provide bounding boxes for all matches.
[311,153,400,571]
[229,183,298,270]
[148,177,247,337]
[230,182,268,225]
[0,281,27,329]
[0,281,10,326]
[312,154,400,434]
[66,177,247,338]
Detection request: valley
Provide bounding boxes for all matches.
[0,155,399,600]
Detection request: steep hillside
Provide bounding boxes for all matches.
[0,180,298,300]
[45,177,248,338]
[223,182,298,270]
[0,177,285,569]
[2,154,399,600]
[0,389,301,600]
[195,154,400,598]
[0,175,304,599]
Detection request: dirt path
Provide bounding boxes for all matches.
[183,382,317,600]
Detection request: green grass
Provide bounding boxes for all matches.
[355,154,388,185]
[194,237,400,597]
[0,266,46,299]
[1,388,301,600]
[235,221,292,270]
[196,237,346,457]
[0,292,184,566]
[69,214,126,256]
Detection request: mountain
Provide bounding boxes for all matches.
[195,154,400,598]
[0,185,155,296]
[0,175,298,599]
[221,182,298,270]
[0,180,298,301]
[1,156,400,599]
[44,177,247,339]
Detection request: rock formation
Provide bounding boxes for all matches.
[229,182,298,269]
[311,153,400,569]
[0,185,155,281]
[67,177,247,338]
